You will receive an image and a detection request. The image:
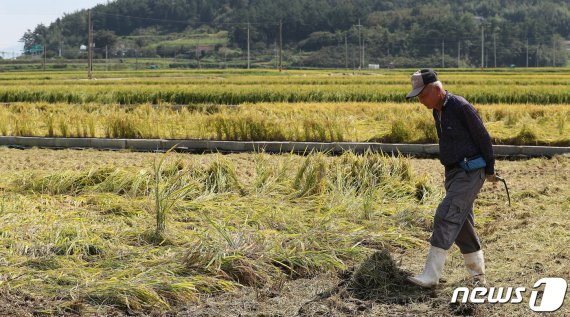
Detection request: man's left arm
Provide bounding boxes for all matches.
[461,103,495,175]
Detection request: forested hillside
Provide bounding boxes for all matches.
[20,0,570,67]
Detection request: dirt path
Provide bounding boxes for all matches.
[181,156,570,317]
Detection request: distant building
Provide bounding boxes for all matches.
[368,64,380,69]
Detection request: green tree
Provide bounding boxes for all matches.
[94,30,118,49]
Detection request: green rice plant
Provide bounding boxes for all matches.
[49,226,104,257]
[184,218,275,287]
[207,113,286,141]
[361,189,376,220]
[514,123,539,145]
[106,116,142,138]
[303,119,328,141]
[59,119,69,137]
[14,166,152,196]
[91,169,152,197]
[0,147,452,313]
[85,280,171,312]
[1,100,569,145]
[383,119,413,143]
[333,151,378,193]
[252,152,289,194]
[204,155,243,194]
[74,119,86,138]
[557,113,566,136]
[293,152,328,197]
[0,189,5,214]
[504,111,522,127]
[416,116,438,143]
[303,116,345,142]
[46,114,55,137]
[332,150,413,195]
[15,171,89,195]
[529,109,547,119]
[414,174,436,202]
[1,70,570,105]
[491,108,508,122]
[392,208,433,231]
[13,118,34,136]
[253,154,272,192]
[87,117,96,137]
[384,153,414,181]
[266,225,367,278]
[85,193,142,217]
[152,148,195,239]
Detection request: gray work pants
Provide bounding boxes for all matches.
[430,167,486,254]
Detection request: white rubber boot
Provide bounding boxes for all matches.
[464,250,486,286]
[408,246,448,288]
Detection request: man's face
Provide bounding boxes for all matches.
[417,84,439,110]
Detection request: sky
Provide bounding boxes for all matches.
[0,0,108,57]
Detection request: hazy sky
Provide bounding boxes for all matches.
[0,0,108,55]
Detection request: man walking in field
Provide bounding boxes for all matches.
[405,69,498,288]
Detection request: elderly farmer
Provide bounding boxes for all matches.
[405,69,498,288]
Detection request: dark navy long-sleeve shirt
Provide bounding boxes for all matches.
[433,92,495,175]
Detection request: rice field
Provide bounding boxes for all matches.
[1,102,569,145]
[0,68,569,145]
[0,69,569,105]
[1,68,569,315]
[0,148,440,315]
[1,148,569,315]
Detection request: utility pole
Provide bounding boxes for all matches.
[196,37,200,69]
[105,45,108,71]
[274,41,278,68]
[279,20,283,72]
[493,32,497,68]
[481,24,484,68]
[525,38,529,68]
[247,23,250,69]
[88,9,93,79]
[43,44,46,72]
[536,44,540,67]
[552,40,556,67]
[344,33,348,69]
[356,19,362,69]
[224,47,228,69]
[457,41,460,68]
[350,45,356,70]
[362,37,365,68]
[441,39,445,68]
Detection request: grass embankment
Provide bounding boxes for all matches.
[0,148,441,315]
[1,102,569,145]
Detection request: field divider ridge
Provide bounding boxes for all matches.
[0,136,569,158]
